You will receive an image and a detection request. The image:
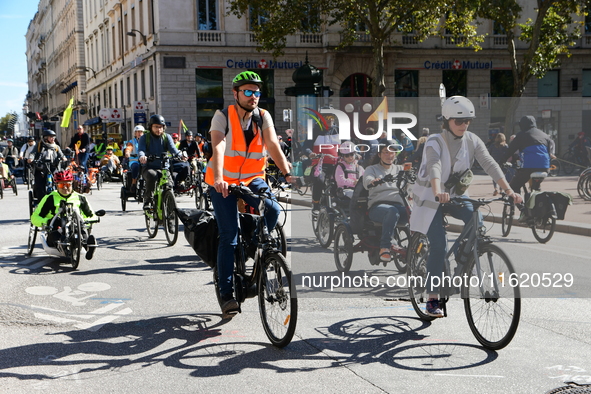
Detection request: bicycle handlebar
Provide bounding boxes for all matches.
[435,195,507,206]
[228,183,273,200]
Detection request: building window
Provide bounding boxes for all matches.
[133,73,138,102]
[149,65,154,98]
[538,70,559,97]
[585,13,591,34]
[301,5,321,32]
[395,70,418,97]
[340,73,372,97]
[114,83,118,108]
[491,70,514,97]
[120,80,124,108]
[127,77,131,105]
[141,69,146,100]
[198,0,218,30]
[249,6,269,29]
[442,70,467,97]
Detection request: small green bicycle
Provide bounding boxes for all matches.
[144,155,179,246]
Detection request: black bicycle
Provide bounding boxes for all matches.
[407,196,521,350]
[212,184,297,347]
[501,170,556,243]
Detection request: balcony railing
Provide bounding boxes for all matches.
[196,31,225,45]
[492,34,508,47]
[402,35,420,46]
[444,35,467,47]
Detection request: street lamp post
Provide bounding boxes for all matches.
[126,29,148,49]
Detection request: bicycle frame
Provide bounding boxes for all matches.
[146,156,173,221]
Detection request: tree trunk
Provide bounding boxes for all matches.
[372,39,386,97]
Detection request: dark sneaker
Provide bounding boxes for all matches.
[425,299,444,318]
[143,199,152,210]
[221,297,239,319]
[85,235,97,260]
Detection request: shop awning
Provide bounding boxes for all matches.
[61,81,78,94]
[83,116,101,126]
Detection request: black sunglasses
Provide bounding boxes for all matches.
[239,89,262,98]
[452,118,472,126]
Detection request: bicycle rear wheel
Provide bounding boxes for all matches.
[11,178,18,196]
[120,187,127,211]
[258,251,297,348]
[577,172,591,200]
[407,233,436,321]
[27,225,38,256]
[501,203,514,237]
[531,214,556,243]
[162,190,179,246]
[316,207,334,248]
[463,243,521,350]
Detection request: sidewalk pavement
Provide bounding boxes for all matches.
[280,174,591,237]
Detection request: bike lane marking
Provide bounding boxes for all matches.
[26,282,132,332]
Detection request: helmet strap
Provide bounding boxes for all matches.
[447,128,464,140]
[235,98,255,113]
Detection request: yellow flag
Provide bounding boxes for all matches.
[61,97,75,128]
[366,96,388,123]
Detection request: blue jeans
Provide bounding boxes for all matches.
[209,177,281,298]
[130,161,140,180]
[77,152,89,171]
[426,202,481,294]
[368,203,407,249]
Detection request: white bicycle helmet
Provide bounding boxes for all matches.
[339,140,356,155]
[442,96,475,120]
[134,125,145,132]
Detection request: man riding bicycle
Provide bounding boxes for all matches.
[138,114,182,209]
[502,115,554,195]
[206,70,292,317]
[30,170,98,259]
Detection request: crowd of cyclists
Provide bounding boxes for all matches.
[2,69,573,321]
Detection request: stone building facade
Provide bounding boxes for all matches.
[25,0,591,153]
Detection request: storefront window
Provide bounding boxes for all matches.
[491,70,514,97]
[583,70,591,97]
[196,68,223,133]
[340,73,372,97]
[538,70,559,97]
[395,70,418,97]
[442,70,467,97]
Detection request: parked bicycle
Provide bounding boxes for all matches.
[143,155,179,246]
[407,196,521,350]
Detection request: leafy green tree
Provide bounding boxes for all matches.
[476,0,588,129]
[228,0,483,97]
[0,113,14,137]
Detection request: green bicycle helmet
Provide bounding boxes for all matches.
[232,71,263,89]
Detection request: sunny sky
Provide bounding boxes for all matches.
[0,0,41,123]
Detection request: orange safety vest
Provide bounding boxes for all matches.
[205,105,267,186]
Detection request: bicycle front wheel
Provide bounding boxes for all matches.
[162,190,179,246]
[258,252,297,348]
[27,225,38,256]
[407,233,436,321]
[393,226,410,272]
[145,208,158,238]
[531,214,556,244]
[69,213,83,269]
[501,203,514,237]
[333,224,354,273]
[562,151,576,174]
[463,244,521,350]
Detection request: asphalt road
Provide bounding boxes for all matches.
[0,181,590,393]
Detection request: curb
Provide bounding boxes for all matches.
[281,194,591,237]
